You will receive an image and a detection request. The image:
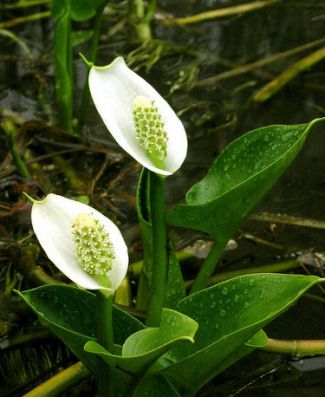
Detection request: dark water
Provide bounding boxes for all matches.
[0,0,325,396]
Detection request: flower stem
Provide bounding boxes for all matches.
[96,292,114,352]
[146,172,168,326]
[186,259,301,289]
[190,237,228,294]
[78,5,104,131]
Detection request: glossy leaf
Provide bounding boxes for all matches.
[245,329,268,348]
[71,0,106,21]
[17,285,144,372]
[133,375,180,397]
[52,0,106,21]
[85,308,198,375]
[167,119,324,238]
[165,242,186,308]
[159,274,320,395]
[136,168,153,311]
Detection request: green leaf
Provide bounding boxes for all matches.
[134,375,181,397]
[136,167,154,311]
[85,308,198,375]
[52,0,106,22]
[71,0,107,21]
[17,285,144,372]
[165,242,186,308]
[136,168,185,310]
[245,329,268,348]
[159,274,320,395]
[52,0,69,18]
[167,119,324,239]
[71,30,93,47]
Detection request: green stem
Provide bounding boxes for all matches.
[0,330,52,350]
[133,0,152,40]
[0,11,50,29]
[190,238,228,294]
[186,259,301,289]
[146,172,168,326]
[260,338,325,355]
[96,292,114,352]
[165,0,279,25]
[2,119,30,178]
[254,47,325,102]
[135,0,145,18]
[130,251,192,278]
[8,133,31,177]
[54,6,73,133]
[24,362,90,397]
[145,0,157,22]
[78,5,104,131]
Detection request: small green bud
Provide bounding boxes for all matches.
[72,213,115,276]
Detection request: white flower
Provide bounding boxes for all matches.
[30,193,128,293]
[88,57,187,176]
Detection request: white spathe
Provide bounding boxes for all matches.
[88,57,188,176]
[31,193,128,293]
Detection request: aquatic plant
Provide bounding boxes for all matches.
[19,60,325,396]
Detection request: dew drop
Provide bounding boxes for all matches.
[221,287,228,296]
[248,279,255,287]
[219,309,226,318]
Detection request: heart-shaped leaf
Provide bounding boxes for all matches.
[167,118,324,290]
[159,274,321,395]
[17,285,144,372]
[168,119,323,236]
[85,308,198,374]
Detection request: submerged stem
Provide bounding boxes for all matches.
[146,172,168,326]
[190,238,228,294]
[24,362,89,397]
[260,338,325,355]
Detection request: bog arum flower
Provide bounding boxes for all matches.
[88,56,187,176]
[29,193,128,293]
